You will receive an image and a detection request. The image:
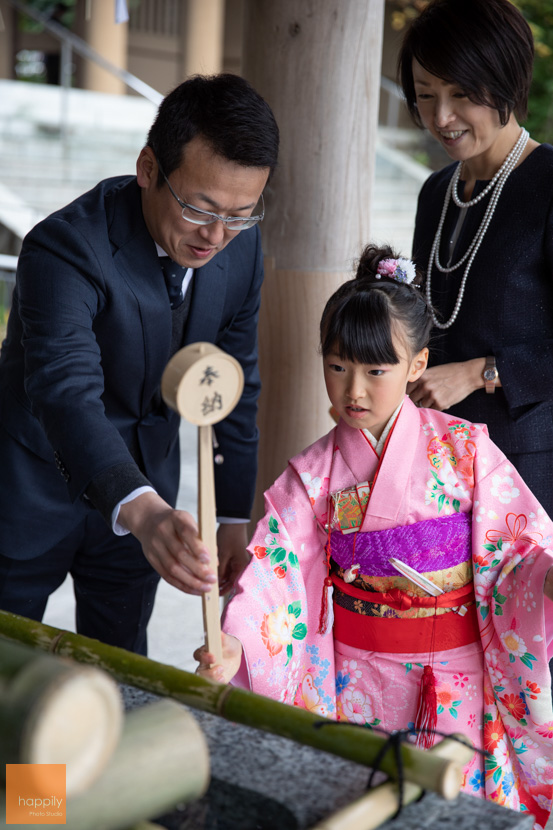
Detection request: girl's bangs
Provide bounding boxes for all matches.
[322,297,400,366]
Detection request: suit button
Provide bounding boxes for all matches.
[214,454,224,465]
[54,451,70,481]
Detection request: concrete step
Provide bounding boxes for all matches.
[0,157,137,184]
[371,211,417,230]
[370,144,427,256]
[0,79,157,134]
[0,80,154,236]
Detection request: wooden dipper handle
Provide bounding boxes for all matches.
[198,424,223,666]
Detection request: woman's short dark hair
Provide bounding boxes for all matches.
[398,0,534,127]
[320,244,433,365]
[147,73,279,186]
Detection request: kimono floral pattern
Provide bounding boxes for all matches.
[260,601,306,663]
[335,657,382,727]
[253,514,300,580]
[223,399,553,828]
[471,500,553,822]
[252,516,306,666]
[425,421,478,514]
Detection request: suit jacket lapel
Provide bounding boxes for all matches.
[107,179,229,403]
[108,180,172,409]
[185,249,228,345]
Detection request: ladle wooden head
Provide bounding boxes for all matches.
[161,342,244,424]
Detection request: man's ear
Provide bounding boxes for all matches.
[409,347,429,382]
[136,147,156,188]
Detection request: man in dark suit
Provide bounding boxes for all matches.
[0,74,279,654]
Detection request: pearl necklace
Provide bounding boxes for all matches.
[426,127,529,329]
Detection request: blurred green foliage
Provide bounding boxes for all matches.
[514,0,553,143]
[17,1,76,33]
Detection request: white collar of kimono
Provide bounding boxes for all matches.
[361,401,404,457]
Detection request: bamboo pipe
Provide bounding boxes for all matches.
[0,701,209,830]
[310,735,475,830]
[0,638,122,796]
[0,612,472,799]
[66,701,209,830]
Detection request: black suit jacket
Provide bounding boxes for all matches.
[0,176,263,558]
[412,144,553,455]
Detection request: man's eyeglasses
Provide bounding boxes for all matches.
[157,160,264,231]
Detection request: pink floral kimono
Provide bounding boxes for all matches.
[223,397,553,828]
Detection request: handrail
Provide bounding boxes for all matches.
[4,0,163,105]
[0,254,18,277]
[380,76,404,100]
[380,76,405,128]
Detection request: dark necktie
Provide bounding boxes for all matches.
[160,256,186,309]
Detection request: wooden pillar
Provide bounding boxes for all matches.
[182,0,224,77]
[222,0,244,75]
[0,1,14,80]
[243,0,385,523]
[80,0,128,94]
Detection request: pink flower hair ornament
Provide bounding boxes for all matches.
[376,257,417,285]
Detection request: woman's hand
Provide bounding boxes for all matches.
[408,358,490,411]
[194,633,243,684]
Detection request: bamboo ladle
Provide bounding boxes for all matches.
[161,342,244,666]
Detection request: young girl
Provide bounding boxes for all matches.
[197,245,553,826]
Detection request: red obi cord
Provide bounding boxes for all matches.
[332,574,479,653]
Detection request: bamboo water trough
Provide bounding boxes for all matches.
[64,700,209,830]
[0,700,210,830]
[0,610,474,801]
[310,734,475,830]
[0,637,122,796]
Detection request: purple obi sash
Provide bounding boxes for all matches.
[330,512,471,575]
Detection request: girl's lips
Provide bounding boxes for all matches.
[345,405,369,420]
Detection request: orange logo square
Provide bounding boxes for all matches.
[6,764,66,825]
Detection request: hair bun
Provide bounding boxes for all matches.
[356,244,423,287]
[376,257,417,285]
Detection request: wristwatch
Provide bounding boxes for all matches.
[482,356,499,394]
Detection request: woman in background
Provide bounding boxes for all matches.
[399,0,553,515]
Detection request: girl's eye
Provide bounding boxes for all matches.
[329,363,345,373]
[416,92,432,100]
[368,369,384,376]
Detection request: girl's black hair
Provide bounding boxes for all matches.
[398,0,534,127]
[320,244,433,365]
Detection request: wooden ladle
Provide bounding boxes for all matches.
[161,342,244,665]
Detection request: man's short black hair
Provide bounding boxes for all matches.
[147,73,279,186]
[398,0,534,127]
